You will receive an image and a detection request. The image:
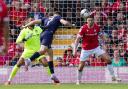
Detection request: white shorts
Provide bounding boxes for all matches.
[80,46,105,61]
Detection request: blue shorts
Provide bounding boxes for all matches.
[40,31,53,48]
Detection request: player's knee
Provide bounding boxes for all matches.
[102,54,111,64]
[78,65,84,72]
[40,58,48,67]
[42,60,48,67]
[42,63,48,67]
[107,60,112,64]
[78,69,83,72]
[16,64,22,67]
[16,60,24,67]
[39,51,46,55]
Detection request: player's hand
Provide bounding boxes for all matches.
[72,24,75,27]
[71,24,76,28]
[20,25,26,30]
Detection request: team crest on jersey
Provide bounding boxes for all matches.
[85,29,98,36]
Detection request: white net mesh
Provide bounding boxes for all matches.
[0,0,128,84]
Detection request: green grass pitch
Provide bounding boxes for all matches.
[1,83,128,89]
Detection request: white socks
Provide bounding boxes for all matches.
[107,64,115,77]
[77,70,82,81]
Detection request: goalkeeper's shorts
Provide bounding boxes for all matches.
[21,50,46,62]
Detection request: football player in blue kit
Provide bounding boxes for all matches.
[22,11,74,84]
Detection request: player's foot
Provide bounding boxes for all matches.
[76,80,80,85]
[116,77,121,82]
[51,75,60,84]
[4,81,11,85]
[112,76,121,82]
[24,59,31,71]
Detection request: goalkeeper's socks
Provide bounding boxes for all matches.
[8,65,19,81]
[30,52,41,61]
[48,61,54,74]
[107,64,115,77]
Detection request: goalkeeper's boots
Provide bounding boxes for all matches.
[51,75,60,84]
[4,81,11,85]
[24,59,31,71]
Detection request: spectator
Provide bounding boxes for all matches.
[63,46,74,66]
[112,49,127,67]
[117,22,127,41]
[110,28,119,46]
[28,3,44,21]
[114,11,126,25]
[65,7,73,23]
[90,54,107,66]
[93,2,107,27]
[73,49,80,66]
[54,57,63,67]
[8,43,23,66]
[75,8,84,27]
[9,0,28,29]
[103,18,113,35]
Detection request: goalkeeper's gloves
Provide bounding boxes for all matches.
[22,33,33,42]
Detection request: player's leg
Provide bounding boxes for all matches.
[47,48,60,84]
[37,55,48,67]
[36,55,51,76]
[76,49,91,85]
[5,57,24,85]
[25,33,53,70]
[100,53,121,81]
[24,45,48,70]
[95,46,121,81]
[76,61,85,85]
[25,32,52,64]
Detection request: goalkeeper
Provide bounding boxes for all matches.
[5,25,48,85]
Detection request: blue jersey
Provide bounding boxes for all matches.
[40,15,62,48]
[41,15,61,33]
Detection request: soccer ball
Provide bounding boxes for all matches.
[80,9,90,18]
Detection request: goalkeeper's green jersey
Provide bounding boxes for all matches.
[16,26,43,51]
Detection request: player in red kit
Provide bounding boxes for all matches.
[0,0,9,55]
[73,15,121,85]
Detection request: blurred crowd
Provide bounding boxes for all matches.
[0,0,128,67]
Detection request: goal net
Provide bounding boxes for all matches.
[0,0,128,84]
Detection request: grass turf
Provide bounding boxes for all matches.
[1,83,128,89]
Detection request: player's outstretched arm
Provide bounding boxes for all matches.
[73,34,81,56]
[21,20,42,29]
[60,19,75,27]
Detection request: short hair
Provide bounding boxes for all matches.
[48,12,53,16]
[86,15,94,19]
[54,11,61,16]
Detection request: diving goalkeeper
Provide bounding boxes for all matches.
[5,25,48,85]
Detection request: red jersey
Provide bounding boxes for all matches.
[79,23,100,50]
[0,0,7,22]
[0,0,8,45]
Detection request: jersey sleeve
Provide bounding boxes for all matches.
[35,26,43,33]
[78,26,85,37]
[41,17,46,24]
[56,15,62,21]
[16,29,26,43]
[0,0,8,22]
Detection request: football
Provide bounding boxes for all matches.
[80,9,90,18]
